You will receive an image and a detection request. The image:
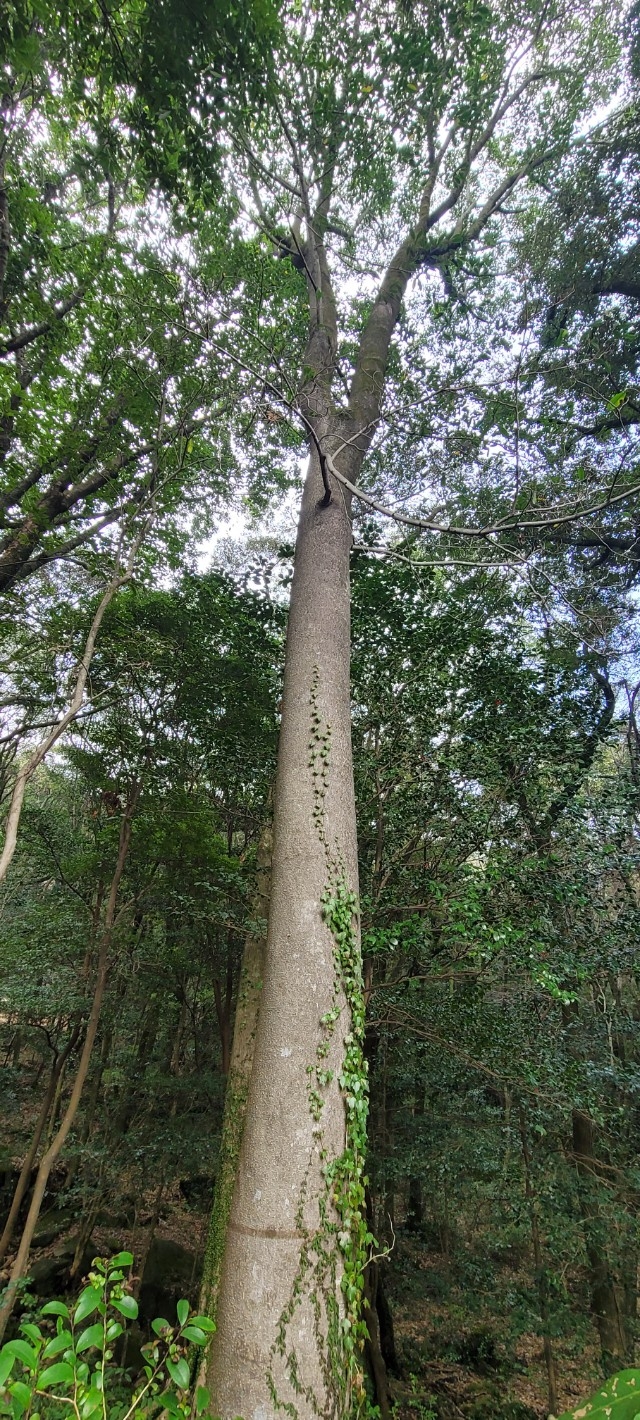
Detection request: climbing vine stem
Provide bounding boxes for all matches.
[268,670,372,1420]
[321,877,371,1399]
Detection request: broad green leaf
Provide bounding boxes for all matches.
[38,1363,75,1387]
[112,1295,138,1320]
[188,1317,215,1333]
[40,1303,69,1320]
[181,1326,206,1344]
[74,1288,102,1325]
[3,1343,36,1372]
[196,1385,210,1414]
[75,1324,105,1355]
[151,1318,171,1336]
[158,1391,181,1416]
[556,1370,640,1419]
[0,1352,15,1387]
[19,1327,41,1346]
[80,1386,103,1417]
[8,1382,32,1416]
[176,1299,189,1326]
[166,1358,190,1390]
[108,1253,133,1268]
[42,1333,74,1360]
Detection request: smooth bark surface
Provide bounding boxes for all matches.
[207,447,358,1420]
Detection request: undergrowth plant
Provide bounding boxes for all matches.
[0,1253,214,1420]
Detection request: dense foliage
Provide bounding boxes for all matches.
[1,0,639,1417]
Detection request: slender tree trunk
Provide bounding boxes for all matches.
[0,559,137,886]
[65,1023,112,1189]
[406,1058,425,1231]
[0,1026,79,1262]
[0,792,138,1341]
[70,1173,104,1278]
[517,1105,559,1416]
[212,941,234,1078]
[199,816,272,1325]
[207,446,360,1420]
[572,1108,628,1373]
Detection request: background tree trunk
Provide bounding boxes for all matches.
[0,789,138,1341]
[0,1026,79,1262]
[572,1108,628,1373]
[199,815,272,1328]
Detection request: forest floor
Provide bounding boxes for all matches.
[385,1231,603,1420]
[0,1174,606,1420]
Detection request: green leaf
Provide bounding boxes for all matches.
[188,1316,215,1333]
[181,1326,206,1344]
[3,1343,36,1372]
[556,1370,640,1419]
[151,1318,171,1336]
[108,1252,133,1268]
[74,1289,102,1324]
[19,1327,41,1346]
[0,1352,15,1387]
[196,1385,210,1414]
[8,1382,32,1416]
[42,1333,74,1360]
[158,1391,180,1416]
[75,1324,105,1355]
[38,1363,75,1387]
[40,1303,69,1320]
[112,1295,138,1320]
[176,1299,189,1326]
[166,1358,190,1390]
[80,1386,103,1417]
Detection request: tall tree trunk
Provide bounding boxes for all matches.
[406,1053,425,1232]
[212,939,234,1078]
[207,445,362,1420]
[0,789,138,1342]
[517,1104,558,1416]
[199,816,272,1326]
[572,1108,628,1373]
[0,1026,80,1262]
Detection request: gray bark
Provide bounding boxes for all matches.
[207,443,358,1420]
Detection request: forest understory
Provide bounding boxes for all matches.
[0,1148,608,1420]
